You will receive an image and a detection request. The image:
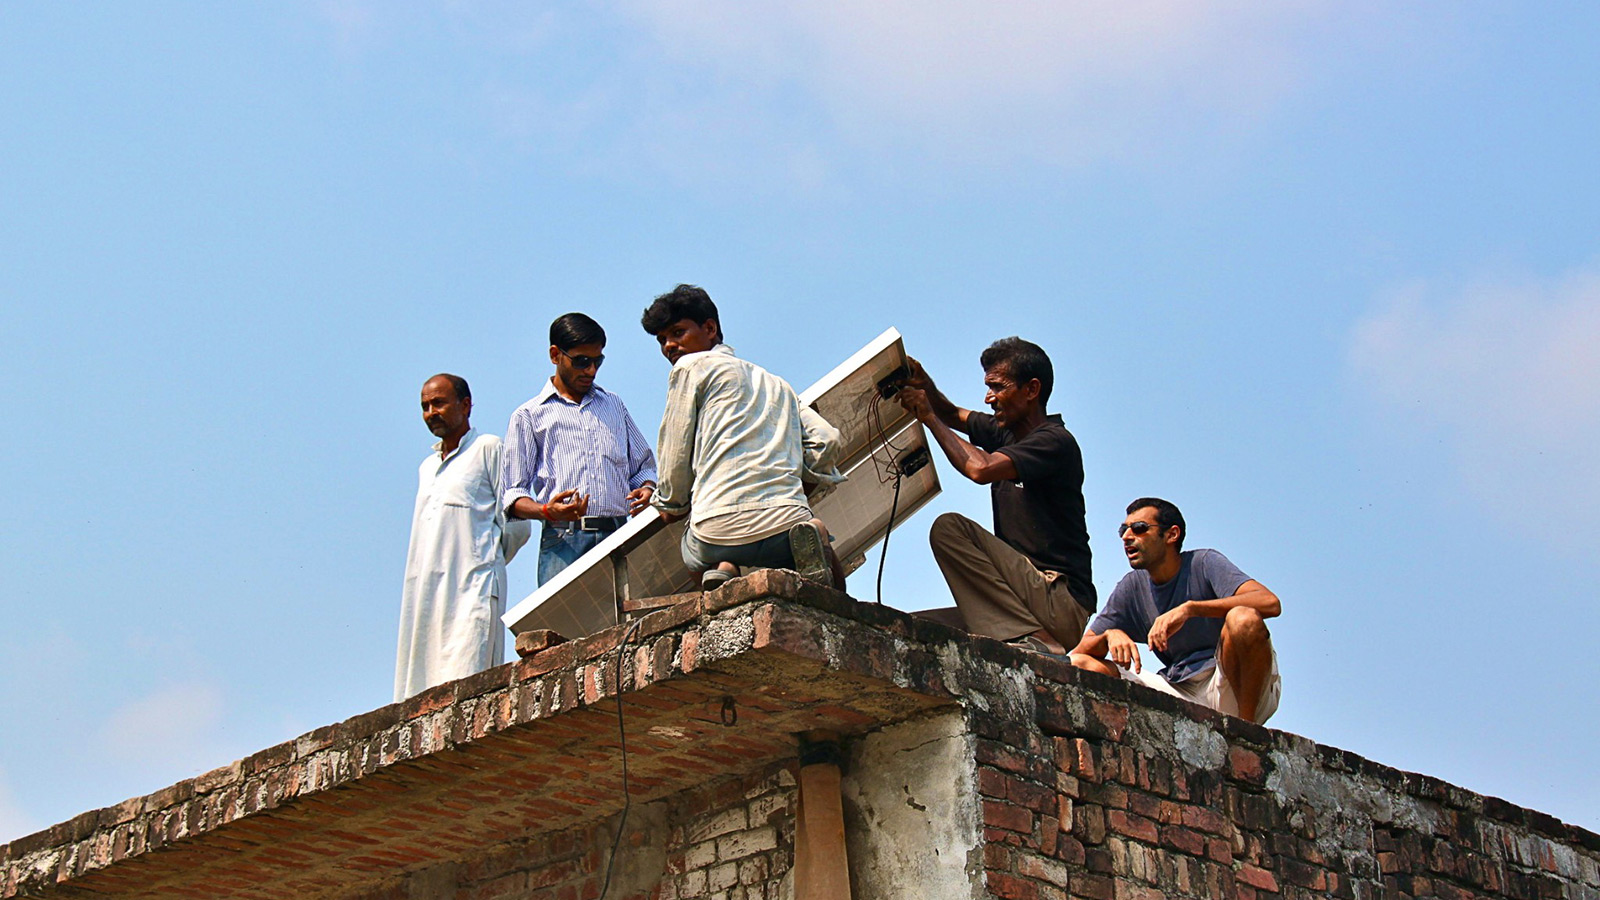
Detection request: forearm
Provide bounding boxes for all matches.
[924,386,966,432]
[926,415,1011,484]
[1068,630,1110,659]
[507,497,545,520]
[1182,587,1281,620]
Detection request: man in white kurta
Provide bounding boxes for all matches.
[395,374,529,701]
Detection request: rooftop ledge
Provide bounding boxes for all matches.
[5,570,1598,898]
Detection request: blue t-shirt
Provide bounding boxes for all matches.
[1087,549,1251,684]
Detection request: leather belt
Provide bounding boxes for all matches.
[549,515,627,533]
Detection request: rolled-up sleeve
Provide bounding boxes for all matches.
[651,365,698,516]
[799,407,846,486]
[500,408,539,513]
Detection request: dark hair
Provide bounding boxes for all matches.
[429,373,471,402]
[640,284,721,340]
[549,313,606,351]
[980,337,1054,407]
[1127,497,1185,550]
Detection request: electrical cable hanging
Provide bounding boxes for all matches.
[874,468,902,606]
[867,390,911,605]
[597,616,646,900]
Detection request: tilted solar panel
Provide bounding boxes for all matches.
[502,327,939,637]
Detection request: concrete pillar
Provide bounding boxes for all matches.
[794,732,853,900]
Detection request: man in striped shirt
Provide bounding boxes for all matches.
[502,313,659,586]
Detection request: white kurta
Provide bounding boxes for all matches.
[394,429,529,701]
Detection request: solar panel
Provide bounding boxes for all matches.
[501,327,939,638]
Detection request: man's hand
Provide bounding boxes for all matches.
[904,357,932,390]
[895,385,935,423]
[658,509,686,524]
[544,489,589,522]
[1105,629,1142,673]
[1147,602,1191,653]
[626,485,655,516]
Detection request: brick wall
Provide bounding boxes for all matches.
[967,654,1600,900]
[6,574,1598,900]
[657,763,795,900]
[336,762,796,900]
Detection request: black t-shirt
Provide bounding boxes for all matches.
[966,412,1095,609]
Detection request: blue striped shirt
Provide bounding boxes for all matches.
[500,379,658,518]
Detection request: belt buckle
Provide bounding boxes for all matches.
[579,515,604,532]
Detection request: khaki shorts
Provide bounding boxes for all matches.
[1117,646,1281,725]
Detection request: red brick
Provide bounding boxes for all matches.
[1161,825,1207,856]
[1106,810,1159,844]
[1228,747,1265,786]
[987,871,1043,900]
[1039,815,1058,856]
[1236,863,1279,891]
[978,767,1010,800]
[679,629,700,673]
[1053,834,1086,866]
[984,800,1035,834]
[1127,791,1163,820]
[1181,805,1229,835]
[1053,737,1098,781]
[1070,872,1114,900]
[1206,837,1233,864]
[1116,883,1166,900]
[1088,701,1129,741]
[1007,778,1057,814]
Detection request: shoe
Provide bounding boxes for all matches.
[701,568,734,591]
[788,522,831,586]
[1007,635,1068,658]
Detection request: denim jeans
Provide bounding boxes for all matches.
[679,527,795,573]
[536,524,614,586]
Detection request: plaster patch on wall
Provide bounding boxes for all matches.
[1267,744,1445,866]
[1173,717,1226,770]
[698,615,757,663]
[841,711,984,900]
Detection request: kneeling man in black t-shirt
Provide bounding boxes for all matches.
[896,337,1096,655]
[1069,498,1282,724]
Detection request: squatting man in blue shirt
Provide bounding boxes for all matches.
[501,313,658,586]
[1068,498,1282,724]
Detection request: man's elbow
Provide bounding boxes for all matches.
[1258,592,1282,619]
[965,460,1012,485]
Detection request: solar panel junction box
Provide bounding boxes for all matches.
[895,447,931,478]
[876,365,912,399]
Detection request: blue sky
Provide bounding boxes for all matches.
[3,1,1598,841]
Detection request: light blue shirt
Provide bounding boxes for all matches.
[501,379,658,518]
[652,345,844,533]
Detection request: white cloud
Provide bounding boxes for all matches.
[99,682,228,775]
[1351,269,1600,534]
[608,0,1379,169]
[312,1,1415,185]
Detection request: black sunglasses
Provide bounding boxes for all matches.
[559,350,605,370]
[1117,521,1160,537]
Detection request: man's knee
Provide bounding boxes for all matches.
[929,511,976,554]
[1224,607,1269,645]
[930,511,967,539]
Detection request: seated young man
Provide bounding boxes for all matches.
[1069,498,1282,724]
[640,284,845,590]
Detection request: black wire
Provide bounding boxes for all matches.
[595,614,643,896]
[875,470,903,605]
